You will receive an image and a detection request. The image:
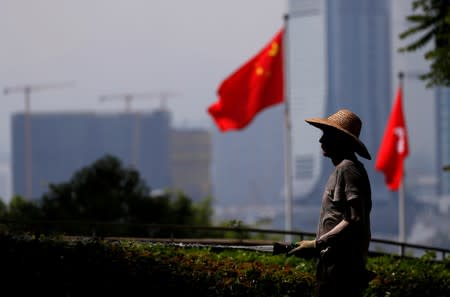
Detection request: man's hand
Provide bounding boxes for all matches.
[287,239,316,255]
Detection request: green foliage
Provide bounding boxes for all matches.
[218,220,251,239]
[0,234,448,297]
[0,154,214,237]
[40,154,150,222]
[398,0,450,87]
[7,195,43,220]
[192,195,214,226]
[0,199,6,217]
[365,252,450,297]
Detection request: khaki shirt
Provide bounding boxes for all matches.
[316,158,372,260]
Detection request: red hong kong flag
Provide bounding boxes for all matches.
[375,86,409,191]
[207,28,284,132]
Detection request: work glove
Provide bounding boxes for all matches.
[287,239,316,256]
[272,242,298,255]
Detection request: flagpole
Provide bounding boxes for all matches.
[282,13,294,243]
[398,71,406,250]
[399,181,405,245]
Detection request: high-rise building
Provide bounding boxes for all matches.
[12,110,173,199]
[277,0,396,235]
[12,110,212,203]
[436,87,450,195]
[288,0,393,198]
[170,128,213,202]
[213,0,401,234]
[0,152,11,202]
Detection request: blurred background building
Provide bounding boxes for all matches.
[11,110,212,202]
[287,0,397,237]
[213,0,447,244]
[170,128,212,202]
[1,0,449,248]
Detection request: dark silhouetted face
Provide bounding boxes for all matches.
[319,128,354,160]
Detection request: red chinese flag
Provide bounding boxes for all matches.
[207,28,284,132]
[375,86,409,191]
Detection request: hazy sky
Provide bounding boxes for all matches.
[0,0,286,155]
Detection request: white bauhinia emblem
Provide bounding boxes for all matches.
[394,127,406,154]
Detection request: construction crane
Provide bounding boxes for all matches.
[3,81,75,199]
[98,91,178,168]
[98,91,178,113]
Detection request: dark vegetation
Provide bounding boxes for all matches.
[0,154,447,296]
[0,154,217,238]
[399,0,450,87]
[0,3,448,296]
[0,233,448,297]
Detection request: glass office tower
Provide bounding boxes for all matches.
[287,0,396,235]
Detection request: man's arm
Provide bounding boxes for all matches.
[316,198,362,248]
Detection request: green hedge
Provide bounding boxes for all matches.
[0,234,448,297]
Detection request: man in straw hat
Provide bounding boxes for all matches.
[288,108,373,297]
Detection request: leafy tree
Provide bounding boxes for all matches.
[40,154,150,222]
[399,0,450,87]
[34,154,214,236]
[192,195,214,226]
[128,189,215,237]
[0,196,44,233]
[7,196,42,220]
[170,190,195,224]
[0,154,214,236]
[0,199,7,218]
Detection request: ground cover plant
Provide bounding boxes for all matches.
[0,233,448,297]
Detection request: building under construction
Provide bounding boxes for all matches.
[11,109,212,201]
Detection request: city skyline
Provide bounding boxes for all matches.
[0,0,285,156]
[0,1,438,161]
[0,1,442,206]
[0,0,448,249]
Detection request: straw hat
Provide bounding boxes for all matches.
[305,108,371,160]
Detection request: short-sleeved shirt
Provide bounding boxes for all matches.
[316,158,372,260]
